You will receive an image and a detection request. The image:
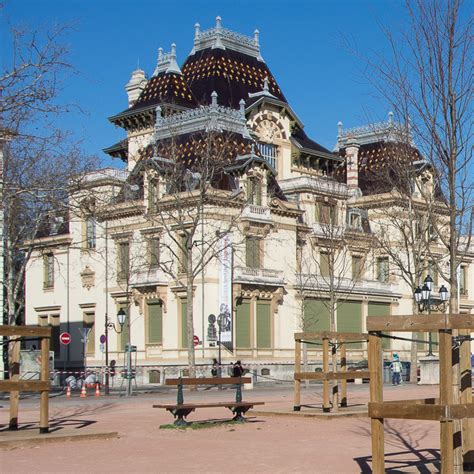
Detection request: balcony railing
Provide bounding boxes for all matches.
[130,268,168,287]
[297,274,400,297]
[241,204,272,222]
[234,266,285,285]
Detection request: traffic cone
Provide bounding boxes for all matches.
[66,386,71,398]
[95,383,101,397]
[80,384,87,398]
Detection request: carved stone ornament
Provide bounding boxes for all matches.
[80,266,95,290]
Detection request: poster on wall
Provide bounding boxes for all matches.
[218,233,233,350]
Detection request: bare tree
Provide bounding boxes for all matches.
[126,129,248,375]
[362,1,473,469]
[0,22,96,375]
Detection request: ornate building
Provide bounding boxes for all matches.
[24,18,473,381]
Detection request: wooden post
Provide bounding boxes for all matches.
[39,334,50,434]
[9,335,20,430]
[294,338,301,411]
[439,328,454,473]
[322,337,330,413]
[459,329,474,469]
[340,342,347,408]
[369,331,384,473]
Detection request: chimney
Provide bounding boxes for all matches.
[125,68,147,107]
[345,137,360,190]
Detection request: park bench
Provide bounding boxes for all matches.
[153,376,264,426]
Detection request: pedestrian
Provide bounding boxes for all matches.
[211,358,219,377]
[232,360,244,377]
[390,353,402,385]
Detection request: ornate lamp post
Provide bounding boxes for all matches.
[104,308,126,394]
[414,275,449,356]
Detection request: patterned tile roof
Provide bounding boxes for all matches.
[182,48,287,108]
[131,71,197,110]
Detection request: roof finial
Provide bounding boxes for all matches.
[388,111,394,126]
[171,43,176,58]
[211,90,218,107]
[239,98,246,118]
[338,121,343,136]
[254,29,260,45]
[156,106,162,118]
[158,47,163,62]
[216,16,222,30]
[263,76,269,92]
[194,22,200,39]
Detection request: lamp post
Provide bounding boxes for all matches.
[104,308,126,394]
[414,275,449,357]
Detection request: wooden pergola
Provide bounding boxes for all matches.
[1,325,51,433]
[294,331,369,412]
[367,314,474,473]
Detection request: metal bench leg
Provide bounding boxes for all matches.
[231,406,250,423]
[170,408,194,427]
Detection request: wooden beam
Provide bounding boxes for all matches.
[165,377,251,386]
[369,402,443,421]
[0,325,51,337]
[294,331,368,341]
[369,331,384,473]
[383,398,439,405]
[294,339,301,410]
[9,338,20,430]
[294,371,370,381]
[366,314,474,332]
[323,338,330,412]
[0,381,50,392]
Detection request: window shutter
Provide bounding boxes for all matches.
[149,238,159,267]
[320,253,329,277]
[256,300,271,348]
[86,323,95,353]
[255,180,262,206]
[236,299,251,348]
[368,302,391,349]
[118,243,129,280]
[303,299,330,332]
[246,237,260,268]
[148,302,162,344]
[337,301,362,348]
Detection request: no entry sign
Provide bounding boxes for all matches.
[59,332,71,345]
[193,335,200,347]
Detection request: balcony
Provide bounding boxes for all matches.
[130,267,168,287]
[312,222,344,239]
[234,266,285,286]
[241,204,272,223]
[297,274,400,298]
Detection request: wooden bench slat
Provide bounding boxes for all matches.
[165,377,251,386]
[153,402,264,409]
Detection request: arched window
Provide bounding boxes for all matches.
[85,216,96,249]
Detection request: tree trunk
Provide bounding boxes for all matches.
[186,246,196,378]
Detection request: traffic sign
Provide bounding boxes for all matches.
[193,335,200,347]
[59,332,71,345]
[100,334,106,344]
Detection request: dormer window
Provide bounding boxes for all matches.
[247,178,262,206]
[257,142,277,169]
[85,217,96,249]
[315,201,336,225]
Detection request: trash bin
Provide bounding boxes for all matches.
[383,364,391,384]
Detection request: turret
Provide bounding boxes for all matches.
[125,68,147,107]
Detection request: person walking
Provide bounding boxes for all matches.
[390,354,402,385]
[211,358,219,377]
[232,360,244,377]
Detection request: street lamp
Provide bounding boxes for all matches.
[413,275,449,356]
[104,308,127,395]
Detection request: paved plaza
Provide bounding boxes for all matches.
[1,383,441,473]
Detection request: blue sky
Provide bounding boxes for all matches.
[1,0,408,168]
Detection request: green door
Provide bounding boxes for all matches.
[147,301,163,344]
[368,302,391,350]
[256,300,271,349]
[337,301,362,348]
[236,299,251,348]
[303,299,330,332]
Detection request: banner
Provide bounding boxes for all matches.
[218,233,233,347]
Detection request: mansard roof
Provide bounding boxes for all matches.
[291,127,337,160]
[130,71,197,111]
[183,47,286,109]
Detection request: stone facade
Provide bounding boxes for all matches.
[24,18,474,382]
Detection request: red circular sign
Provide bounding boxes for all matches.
[193,335,200,347]
[59,332,71,345]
